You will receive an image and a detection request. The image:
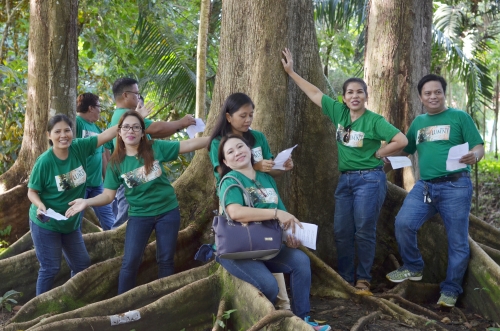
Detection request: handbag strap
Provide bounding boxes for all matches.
[218,175,254,221]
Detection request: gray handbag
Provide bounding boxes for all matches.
[212,175,282,260]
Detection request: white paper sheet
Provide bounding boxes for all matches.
[446,142,469,171]
[272,144,298,170]
[387,156,412,170]
[41,208,68,221]
[285,222,318,250]
[186,118,206,139]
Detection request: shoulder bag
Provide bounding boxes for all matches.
[212,175,282,260]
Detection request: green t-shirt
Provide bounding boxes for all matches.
[28,136,98,233]
[109,108,154,149]
[209,130,274,184]
[104,140,180,216]
[219,170,286,212]
[404,108,483,180]
[76,116,103,187]
[321,95,400,172]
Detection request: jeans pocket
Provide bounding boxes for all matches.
[448,177,471,189]
[361,171,382,183]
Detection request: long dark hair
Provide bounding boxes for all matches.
[208,92,256,151]
[47,114,73,146]
[110,110,155,175]
[217,134,255,179]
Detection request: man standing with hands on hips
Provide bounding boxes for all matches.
[386,74,484,307]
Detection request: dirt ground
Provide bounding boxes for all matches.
[1,294,499,331]
[308,295,499,331]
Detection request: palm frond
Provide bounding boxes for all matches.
[314,0,368,31]
[134,14,197,113]
[433,2,467,38]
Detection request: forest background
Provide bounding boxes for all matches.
[0,0,500,330]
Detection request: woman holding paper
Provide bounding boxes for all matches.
[208,92,293,185]
[281,48,408,292]
[27,113,119,295]
[65,110,210,294]
[216,134,331,330]
[208,92,293,311]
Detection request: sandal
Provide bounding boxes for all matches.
[354,280,372,295]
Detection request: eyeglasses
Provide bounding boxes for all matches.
[124,91,141,97]
[120,125,143,132]
[343,125,352,143]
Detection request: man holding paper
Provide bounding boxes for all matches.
[386,74,484,308]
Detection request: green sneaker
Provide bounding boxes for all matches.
[437,292,457,307]
[386,266,423,283]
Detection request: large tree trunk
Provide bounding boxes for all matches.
[2,0,500,329]
[194,0,211,120]
[364,0,433,189]
[0,0,79,242]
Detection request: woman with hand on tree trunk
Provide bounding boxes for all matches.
[217,135,331,331]
[208,92,293,311]
[281,48,408,293]
[27,114,119,296]
[66,110,210,294]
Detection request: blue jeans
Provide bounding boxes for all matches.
[395,177,472,295]
[334,169,387,283]
[83,185,115,230]
[118,207,181,294]
[112,185,129,229]
[217,246,311,319]
[30,220,91,296]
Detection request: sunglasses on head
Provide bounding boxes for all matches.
[343,125,352,143]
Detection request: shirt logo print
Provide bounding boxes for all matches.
[55,166,86,191]
[121,160,162,188]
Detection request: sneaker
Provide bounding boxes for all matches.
[304,316,332,331]
[386,266,423,283]
[437,292,457,307]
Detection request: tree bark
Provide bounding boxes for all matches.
[195,0,211,120]
[0,0,79,242]
[364,0,433,189]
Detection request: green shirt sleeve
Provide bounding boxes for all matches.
[460,112,484,148]
[259,133,273,160]
[321,94,347,126]
[219,177,245,208]
[72,136,99,158]
[404,121,417,155]
[373,117,400,143]
[28,157,45,192]
[209,138,221,172]
[103,162,122,190]
[156,140,180,162]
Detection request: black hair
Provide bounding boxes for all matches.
[47,114,73,146]
[76,93,99,113]
[417,74,447,95]
[342,78,368,97]
[217,134,255,179]
[112,77,139,100]
[208,92,256,151]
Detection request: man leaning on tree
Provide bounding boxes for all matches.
[386,74,485,308]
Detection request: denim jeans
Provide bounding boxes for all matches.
[217,246,311,319]
[118,207,181,294]
[334,169,387,283]
[395,177,472,295]
[30,220,91,296]
[82,185,115,230]
[112,185,129,229]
